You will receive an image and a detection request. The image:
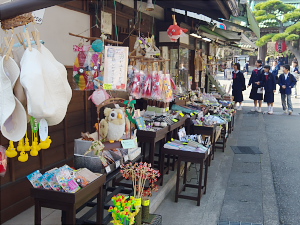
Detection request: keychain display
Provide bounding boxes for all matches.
[73,46,104,91]
[128,67,176,102]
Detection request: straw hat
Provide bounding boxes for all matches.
[0,55,27,141]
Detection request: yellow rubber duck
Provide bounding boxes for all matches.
[24,137,31,151]
[6,140,18,158]
[18,151,29,162]
[34,137,41,151]
[39,136,52,149]
[30,142,39,156]
[17,139,25,152]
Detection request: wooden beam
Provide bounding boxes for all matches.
[215,0,230,20]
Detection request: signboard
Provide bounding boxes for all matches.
[101,11,112,35]
[103,46,128,90]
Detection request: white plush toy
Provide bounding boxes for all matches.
[100,108,126,143]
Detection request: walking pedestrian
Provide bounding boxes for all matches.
[271,60,280,83]
[278,64,297,115]
[291,61,299,97]
[261,65,276,114]
[244,61,249,74]
[232,63,246,110]
[248,59,264,112]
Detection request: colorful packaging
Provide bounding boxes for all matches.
[46,169,63,191]
[56,166,81,193]
[27,170,43,188]
[0,146,7,177]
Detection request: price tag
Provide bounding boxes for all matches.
[121,139,137,149]
[124,154,129,162]
[32,9,45,24]
[190,113,194,116]
[103,83,113,90]
[116,160,120,168]
[39,119,48,141]
[105,166,111,173]
[30,117,39,133]
[166,107,169,112]
[172,119,179,122]
[180,113,184,117]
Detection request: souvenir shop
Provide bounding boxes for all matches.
[0,1,240,224]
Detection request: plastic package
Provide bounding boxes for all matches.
[73,48,104,91]
[27,170,43,188]
[0,146,7,177]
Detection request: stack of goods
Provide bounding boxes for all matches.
[27,165,100,193]
[192,115,227,126]
[137,111,182,131]
[164,128,210,153]
[74,140,131,174]
[127,66,176,102]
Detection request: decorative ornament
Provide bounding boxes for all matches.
[275,40,287,53]
[167,15,188,42]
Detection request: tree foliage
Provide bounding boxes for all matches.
[253,0,300,59]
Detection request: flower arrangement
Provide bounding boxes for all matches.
[120,162,160,198]
[108,195,139,225]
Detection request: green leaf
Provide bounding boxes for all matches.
[256,33,276,47]
[283,12,300,23]
[286,34,300,41]
[272,33,289,42]
[253,10,266,17]
[285,21,300,34]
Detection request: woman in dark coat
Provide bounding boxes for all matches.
[232,63,246,110]
[248,59,264,112]
[261,65,276,114]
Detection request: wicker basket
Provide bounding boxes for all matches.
[1,13,34,30]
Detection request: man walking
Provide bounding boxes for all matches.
[278,65,297,115]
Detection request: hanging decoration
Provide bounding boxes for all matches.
[275,40,287,53]
[167,15,188,42]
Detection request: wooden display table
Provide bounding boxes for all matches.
[191,124,217,164]
[160,147,209,206]
[137,126,169,166]
[31,174,106,225]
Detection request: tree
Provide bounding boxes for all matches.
[253,0,300,62]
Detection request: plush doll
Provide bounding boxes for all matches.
[167,15,188,42]
[100,108,127,143]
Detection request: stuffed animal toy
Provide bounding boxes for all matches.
[167,15,188,42]
[100,108,127,143]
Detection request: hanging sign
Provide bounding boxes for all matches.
[103,46,128,91]
[32,9,46,24]
[101,11,112,35]
[275,40,287,53]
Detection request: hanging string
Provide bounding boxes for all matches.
[113,0,118,46]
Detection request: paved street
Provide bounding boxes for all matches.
[155,72,300,225]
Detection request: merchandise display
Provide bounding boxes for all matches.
[0,2,243,224]
[27,165,101,193]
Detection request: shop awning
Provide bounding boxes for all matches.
[155,0,234,20]
[0,0,74,20]
[246,5,260,38]
[198,25,258,49]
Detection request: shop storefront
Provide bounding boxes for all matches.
[0,0,246,224]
